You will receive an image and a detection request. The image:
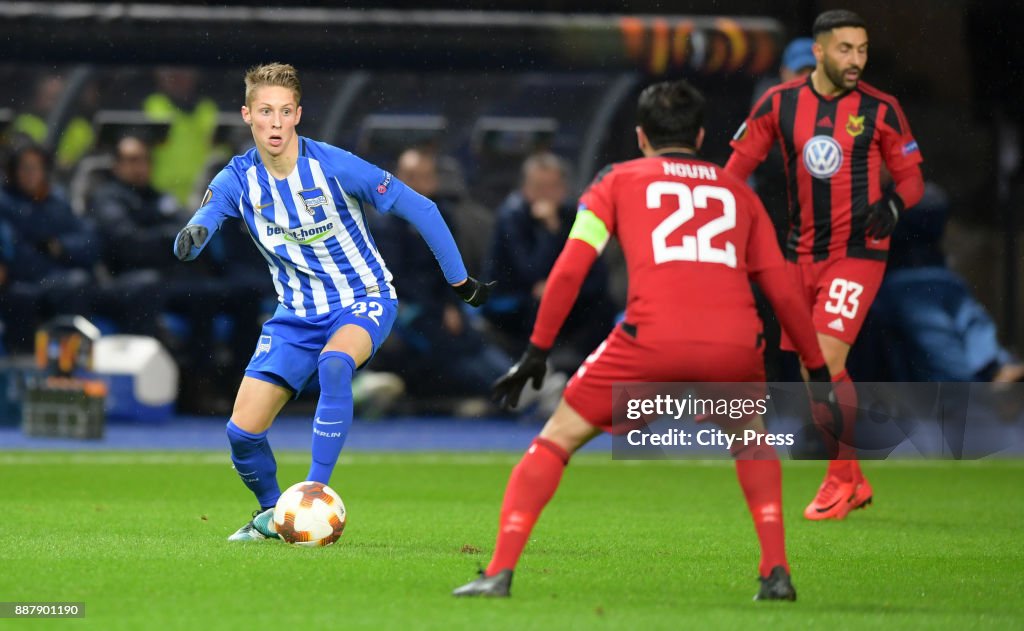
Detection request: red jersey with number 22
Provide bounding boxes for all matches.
[578,153,786,348]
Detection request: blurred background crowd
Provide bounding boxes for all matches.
[0,0,1022,419]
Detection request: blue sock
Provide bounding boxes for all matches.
[226,420,281,510]
[308,351,356,484]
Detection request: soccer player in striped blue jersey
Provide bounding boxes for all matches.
[173,63,492,541]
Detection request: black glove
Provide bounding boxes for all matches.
[174,225,208,262]
[865,192,904,239]
[492,343,549,409]
[806,365,836,405]
[452,276,495,307]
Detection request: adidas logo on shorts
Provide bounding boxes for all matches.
[827,318,845,332]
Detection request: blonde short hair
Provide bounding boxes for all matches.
[244,62,302,105]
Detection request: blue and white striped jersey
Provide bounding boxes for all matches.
[189,137,409,316]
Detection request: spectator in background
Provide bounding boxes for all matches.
[0,144,98,352]
[144,67,221,206]
[371,147,513,412]
[12,75,97,172]
[849,183,1024,383]
[0,216,14,354]
[91,136,182,273]
[484,152,614,373]
[88,136,180,339]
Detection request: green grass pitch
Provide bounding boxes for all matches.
[1,452,1021,630]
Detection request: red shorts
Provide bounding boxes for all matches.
[780,257,885,349]
[562,325,766,432]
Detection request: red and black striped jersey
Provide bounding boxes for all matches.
[729,75,923,262]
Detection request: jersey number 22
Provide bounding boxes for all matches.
[647,182,737,268]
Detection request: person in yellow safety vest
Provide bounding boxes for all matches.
[12,76,95,171]
[143,67,221,207]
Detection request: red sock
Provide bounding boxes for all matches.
[733,441,788,577]
[849,458,864,482]
[486,437,570,576]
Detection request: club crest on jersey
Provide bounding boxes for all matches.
[802,135,843,180]
[845,114,865,137]
[296,187,328,216]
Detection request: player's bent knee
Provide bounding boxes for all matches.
[230,410,273,434]
[230,402,276,433]
[318,351,356,397]
[539,398,601,454]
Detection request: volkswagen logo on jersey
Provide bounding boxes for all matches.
[802,135,843,180]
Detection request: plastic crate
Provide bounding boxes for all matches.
[21,377,107,440]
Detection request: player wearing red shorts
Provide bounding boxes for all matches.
[454,80,835,601]
[726,10,925,521]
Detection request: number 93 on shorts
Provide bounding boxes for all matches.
[245,298,398,394]
[781,257,884,348]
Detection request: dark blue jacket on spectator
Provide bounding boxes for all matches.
[89,178,181,275]
[0,185,98,282]
[484,192,608,329]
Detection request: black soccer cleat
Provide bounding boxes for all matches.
[452,569,513,597]
[754,565,797,601]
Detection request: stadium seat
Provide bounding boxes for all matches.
[68,153,114,216]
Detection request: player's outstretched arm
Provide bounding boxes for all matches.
[387,187,495,305]
[752,266,825,370]
[174,170,242,262]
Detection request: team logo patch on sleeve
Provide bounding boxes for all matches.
[902,140,919,156]
[376,171,393,194]
[200,188,213,207]
[296,187,329,216]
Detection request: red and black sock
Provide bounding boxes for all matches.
[811,369,860,482]
[732,441,788,577]
[485,437,570,576]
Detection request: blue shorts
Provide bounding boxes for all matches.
[244,298,398,395]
